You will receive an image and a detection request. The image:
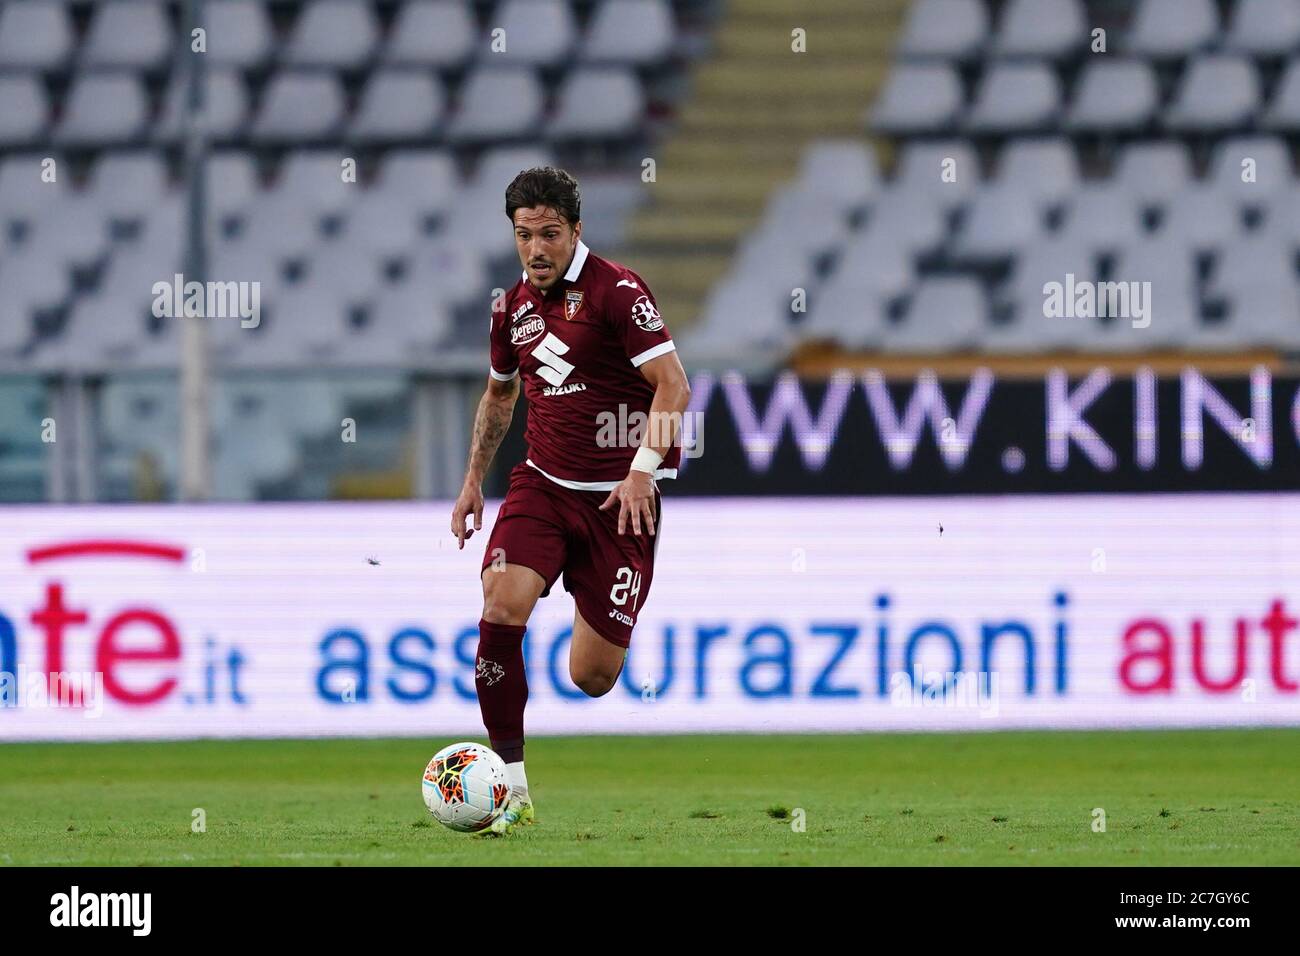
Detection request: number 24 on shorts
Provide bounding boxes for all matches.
[610,567,642,611]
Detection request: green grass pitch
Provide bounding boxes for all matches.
[2,729,1297,866]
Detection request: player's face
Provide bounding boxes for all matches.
[513,206,581,291]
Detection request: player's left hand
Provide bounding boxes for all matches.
[600,471,656,536]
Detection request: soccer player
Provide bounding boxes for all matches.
[450,167,692,835]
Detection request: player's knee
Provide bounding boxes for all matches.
[571,668,618,698]
[481,580,531,626]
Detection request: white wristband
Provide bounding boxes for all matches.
[630,446,664,475]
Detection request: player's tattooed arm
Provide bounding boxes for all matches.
[452,375,520,549]
[466,375,519,481]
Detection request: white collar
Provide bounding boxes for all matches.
[521,240,590,285]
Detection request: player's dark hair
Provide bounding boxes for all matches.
[505,167,582,226]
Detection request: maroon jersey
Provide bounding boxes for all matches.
[489,240,680,490]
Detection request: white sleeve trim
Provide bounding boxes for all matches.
[489,366,518,381]
[630,340,676,368]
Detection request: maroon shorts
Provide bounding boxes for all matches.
[480,462,662,648]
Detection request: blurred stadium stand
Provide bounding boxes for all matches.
[4,0,1300,502]
[706,0,1300,375]
[0,0,721,501]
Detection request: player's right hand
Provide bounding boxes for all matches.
[451,484,484,550]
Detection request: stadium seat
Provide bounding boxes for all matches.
[283,0,378,69]
[1154,186,1245,251]
[859,190,946,256]
[337,198,427,260]
[871,64,963,135]
[302,239,386,304]
[385,1,475,68]
[696,278,795,351]
[1111,241,1202,349]
[1127,0,1218,59]
[999,239,1098,348]
[890,278,986,353]
[1067,60,1159,132]
[472,146,556,194]
[155,68,250,142]
[574,175,649,248]
[757,188,853,262]
[994,0,1085,60]
[52,293,159,370]
[965,62,1061,133]
[549,68,644,140]
[1113,142,1194,205]
[897,0,988,60]
[377,149,459,217]
[101,240,183,302]
[1263,58,1300,131]
[55,72,150,146]
[216,202,309,271]
[348,70,445,142]
[794,140,880,208]
[729,234,818,305]
[951,187,1042,263]
[1257,186,1300,245]
[0,0,74,70]
[1224,0,1300,58]
[1224,284,1300,348]
[1210,136,1293,201]
[274,151,358,217]
[0,76,48,147]
[1166,56,1260,131]
[405,237,488,309]
[1208,238,1295,298]
[82,0,172,70]
[1059,185,1144,254]
[89,152,172,222]
[447,68,543,143]
[802,280,888,351]
[488,0,576,67]
[206,152,260,219]
[993,138,1079,208]
[584,0,675,66]
[137,198,186,263]
[250,72,346,142]
[893,140,981,210]
[204,0,274,67]
[0,294,34,354]
[833,229,916,299]
[442,192,519,259]
[0,154,66,220]
[0,248,72,315]
[369,281,455,354]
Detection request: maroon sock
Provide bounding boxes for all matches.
[475,619,528,763]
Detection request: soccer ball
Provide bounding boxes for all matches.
[421,742,510,833]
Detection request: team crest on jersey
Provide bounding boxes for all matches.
[564,290,584,320]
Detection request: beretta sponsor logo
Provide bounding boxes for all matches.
[511,315,546,346]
